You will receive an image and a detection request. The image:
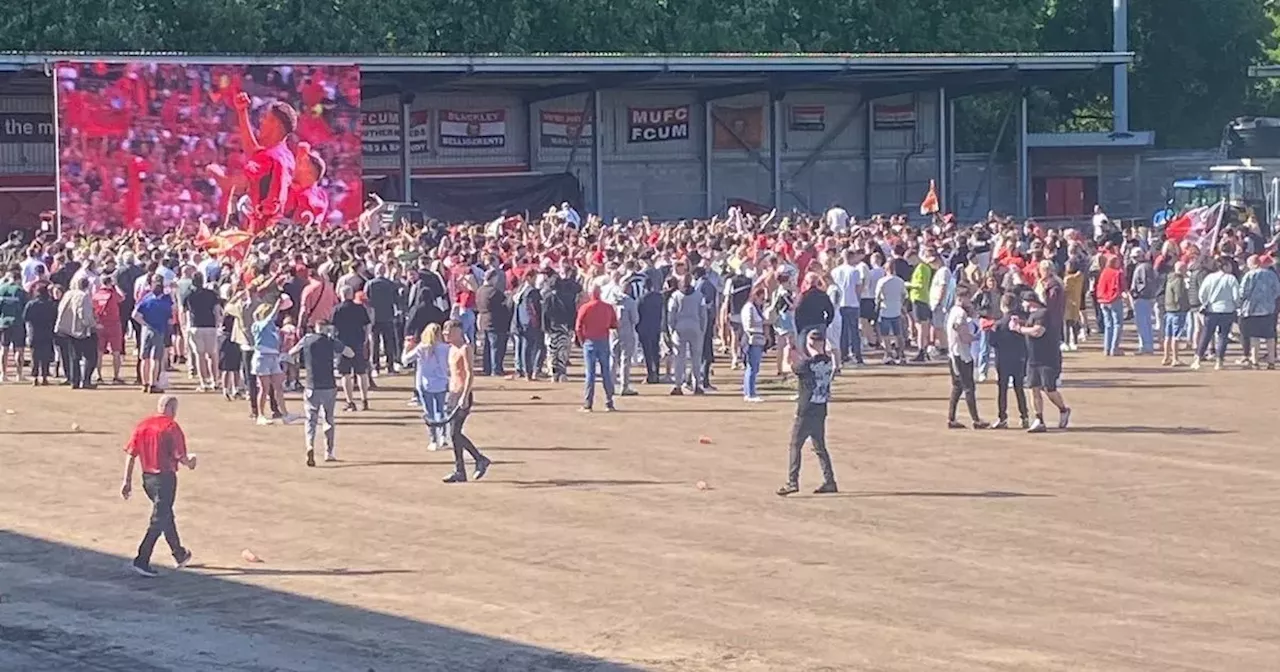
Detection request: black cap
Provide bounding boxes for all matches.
[1020,290,1043,305]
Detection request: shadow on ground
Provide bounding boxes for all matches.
[0,530,641,671]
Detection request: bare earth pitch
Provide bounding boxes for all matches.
[0,352,1277,671]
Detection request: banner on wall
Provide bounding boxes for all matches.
[539,109,592,148]
[873,103,917,130]
[711,106,764,150]
[0,112,54,143]
[439,109,506,148]
[361,109,430,157]
[57,61,363,234]
[628,106,690,143]
[788,105,826,132]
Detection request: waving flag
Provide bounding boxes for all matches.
[1165,201,1225,252]
[920,179,940,216]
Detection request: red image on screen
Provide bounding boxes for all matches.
[56,62,363,234]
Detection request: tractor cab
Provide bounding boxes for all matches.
[1208,163,1267,225]
[1171,178,1228,211]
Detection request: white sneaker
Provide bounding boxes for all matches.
[744,396,764,403]
[976,372,987,383]
[255,415,273,426]
[281,413,301,425]
[427,441,439,452]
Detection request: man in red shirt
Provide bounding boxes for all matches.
[121,395,197,577]
[575,285,618,412]
[93,274,126,384]
[287,142,330,226]
[234,91,297,235]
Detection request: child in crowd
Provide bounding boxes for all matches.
[218,323,243,401]
[280,314,300,391]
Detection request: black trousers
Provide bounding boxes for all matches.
[29,338,53,378]
[700,320,716,381]
[450,396,486,477]
[948,355,980,423]
[55,335,73,383]
[136,471,184,564]
[639,332,661,382]
[370,321,398,373]
[70,336,98,387]
[995,360,1029,422]
[787,413,836,487]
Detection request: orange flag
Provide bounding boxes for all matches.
[920,179,939,216]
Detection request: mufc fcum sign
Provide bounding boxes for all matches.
[627,106,690,143]
[439,109,506,148]
[361,109,430,156]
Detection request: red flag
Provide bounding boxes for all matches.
[920,179,940,216]
[1165,201,1225,252]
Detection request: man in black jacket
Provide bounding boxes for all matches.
[364,263,399,377]
[636,278,665,384]
[794,273,835,338]
[288,319,356,466]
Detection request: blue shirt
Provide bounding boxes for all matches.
[135,293,174,334]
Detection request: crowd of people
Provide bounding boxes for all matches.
[2,201,1279,503]
[56,62,363,234]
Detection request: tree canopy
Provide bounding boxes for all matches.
[1,0,1277,148]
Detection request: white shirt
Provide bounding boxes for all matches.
[858,262,883,300]
[1092,212,1109,239]
[21,256,42,286]
[946,305,975,362]
[824,207,850,233]
[875,274,906,319]
[828,262,862,309]
[928,265,952,309]
[559,206,581,228]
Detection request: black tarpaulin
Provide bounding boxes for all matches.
[409,173,582,222]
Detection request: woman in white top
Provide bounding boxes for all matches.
[739,287,768,402]
[402,322,454,450]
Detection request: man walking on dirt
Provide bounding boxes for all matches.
[121,395,197,577]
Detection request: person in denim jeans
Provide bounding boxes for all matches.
[1192,257,1241,371]
[1095,255,1126,356]
[575,286,617,411]
[1128,249,1159,355]
[402,323,452,450]
[740,287,768,402]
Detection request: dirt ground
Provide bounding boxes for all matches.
[1,343,1278,671]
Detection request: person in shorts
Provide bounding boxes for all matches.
[93,274,126,384]
[132,277,173,394]
[217,323,243,401]
[1016,291,1071,433]
[875,258,907,364]
[332,284,371,411]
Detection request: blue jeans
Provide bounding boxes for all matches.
[582,338,615,408]
[743,343,764,397]
[976,328,991,376]
[458,309,476,344]
[1133,297,1155,353]
[515,329,543,378]
[419,387,448,445]
[483,329,508,376]
[838,306,863,363]
[1102,300,1125,355]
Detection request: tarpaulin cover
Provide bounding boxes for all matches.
[409,172,582,222]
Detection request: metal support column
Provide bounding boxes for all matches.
[399,92,413,203]
[948,95,956,215]
[1018,92,1029,219]
[591,89,603,216]
[863,93,873,215]
[1113,0,1130,132]
[703,101,713,216]
[770,93,783,211]
[937,87,948,214]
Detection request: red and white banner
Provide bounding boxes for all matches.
[439,109,506,149]
[873,102,917,130]
[1165,200,1225,251]
[540,109,592,148]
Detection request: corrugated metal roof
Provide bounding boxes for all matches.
[0,51,1132,73]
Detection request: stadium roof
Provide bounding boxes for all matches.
[1250,65,1280,78]
[0,51,1131,99]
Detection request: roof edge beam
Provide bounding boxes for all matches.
[521,73,658,104]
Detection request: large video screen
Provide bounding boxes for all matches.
[56,62,363,234]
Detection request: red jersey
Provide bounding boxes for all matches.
[92,287,123,329]
[575,298,618,342]
[243,141,295,234]
[124,414,188,474]
[287,184,329,226]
